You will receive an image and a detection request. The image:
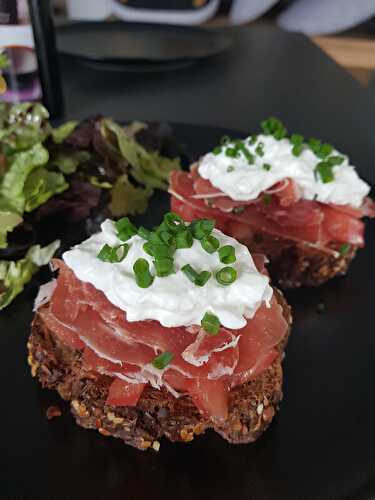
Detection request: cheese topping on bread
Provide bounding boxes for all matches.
[63,219,272,330]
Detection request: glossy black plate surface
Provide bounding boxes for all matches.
[57,21,233,67]
[1,123,374,500]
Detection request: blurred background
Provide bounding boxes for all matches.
[1,0,375,105]
[55,0,375,85]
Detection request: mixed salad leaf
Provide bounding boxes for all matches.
[0,102,182,309]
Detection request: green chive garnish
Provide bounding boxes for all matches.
[154,257,174,277]
[227,165,235,173]
[115,217,137,241]
[339,243,351,256]
[292,144,303,157]
[249,135,257,145]
[97,243,130,263]
[201,312,220,335]
[215,266,237,286]
[290,134,304,145]
[190,219,215,240]
[152,351,173,370]
[163,212,184,233]
[315,161,334,183]
[328,155,344,165]
[143,242,154,256]
[151,243,174,259]
[200,235,220,254]
[263,163,272,171]
[175,229,193,249]
[261,117,287,140]
[133,258,154,288]
[316,143,333,159]
[255,142,264,157]
[225,147,240,158]
[213,146,222,155]
[181,264,211,287]
[218,245,236,264]
[138,226,151,240]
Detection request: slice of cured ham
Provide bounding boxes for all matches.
[38,259,288,421]
[170,169,372,250]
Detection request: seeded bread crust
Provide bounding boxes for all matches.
[235,232,357,288]
[27,291,292,451]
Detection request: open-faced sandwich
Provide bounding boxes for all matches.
[28,213,291,450]
[170,118,375,287]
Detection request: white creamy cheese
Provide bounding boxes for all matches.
[198,134,370,208]
[63,220,272,330]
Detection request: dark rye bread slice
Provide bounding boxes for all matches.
[27,291,292,451]
[237,231,357,288]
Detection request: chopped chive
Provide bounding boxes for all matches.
[218,245,236,264]
[227,165,235,173]
[154,257,174,277]
[213,146,222,155]
[181,264,211,287]
[328,155,345,165]
[241,147,255,164]
[262,193,272,205]
[163,212,184,233]
[151,243,174,259]
[158,230,175,246]
[339,243,351,256]
[143,242,154,256]
[315,161,334,183]
[97,243,130,263]
[138,226,151,240]
[261,117,287,140]
[316,143,333,159]
[255,142,264,157]
[175,228,193,249]
[200,235,220,254]
[290,134,304,145]
[190,219,215,240]
[215,266,237,286]
[292,144,303,157]
[152,351,173,370]
[201,312,220,335]
[248,135,257,145]
[133,258,154,288]
[263,163,272,171]
[115,217,137,241]
[225,147,240,158]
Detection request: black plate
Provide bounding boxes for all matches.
[57,21,233,67]
[1,123,374,500]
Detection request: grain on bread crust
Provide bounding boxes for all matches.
[235,230,357,288]
[27,291,291,451]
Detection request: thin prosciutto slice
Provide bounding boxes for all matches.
[170,169,374,250]
[40,259,288,421]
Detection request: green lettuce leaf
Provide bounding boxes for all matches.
[0,239,60,310]
[0,143,49,213]
[51,121,78,144]
[109,174,152,217]
[23,167,69,212]
[52,150,91,174]
[0,102,50,152]
[89,176,113,189]
[0,211,23,249]
[101,119,180,190]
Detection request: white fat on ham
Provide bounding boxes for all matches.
[33,279,57,312]
[181,328,240,367]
